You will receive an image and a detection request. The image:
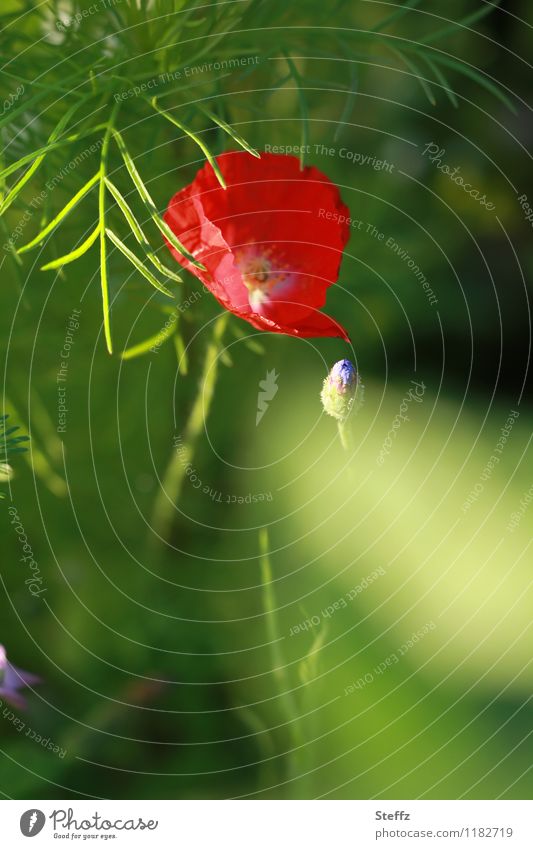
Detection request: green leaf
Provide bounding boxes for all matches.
[197,105,260,158]
[5,441,28,452]
[1,424,24,439]
[426,51,516,113]
[99,120,115,355]
[0,88,47,133]
[40,225,100,270]
[104,178,146,243]
[370,0,423,33]
[388,46,436,105]
[334,62,358,141]
[420,0,503,45]
[152,97,226,188]
[99,198,112,353]
[121,316,178,360]
[17,170,101,254]
[105,228,173,298]
[111,128,205,269]
[0,123,107,184]
[104,177,182,282]
[3,401,65,496]
[283,53,309,168]
[419,53,459,108]
[0,94,92,216]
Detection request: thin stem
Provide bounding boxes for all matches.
[259,528,305,795]
[150,312,228,544]
[98,102,120,354]
[337,381,364,452]
[338,418,352,451]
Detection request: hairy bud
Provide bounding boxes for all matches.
[320,359,358,421]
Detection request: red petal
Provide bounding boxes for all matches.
[163,152,351,339]
[242,307,350,341]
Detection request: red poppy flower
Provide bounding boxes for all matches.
[164,151,350,339]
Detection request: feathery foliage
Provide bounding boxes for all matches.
[0,0,510,355]
[0,413,28,496]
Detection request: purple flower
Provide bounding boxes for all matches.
[0,645,41,709]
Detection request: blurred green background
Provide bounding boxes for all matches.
[1,0,531,799]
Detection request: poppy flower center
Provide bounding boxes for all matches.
[236,247,291,312]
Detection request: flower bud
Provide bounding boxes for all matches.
[320,358,358,420]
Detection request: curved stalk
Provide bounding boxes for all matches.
[150,312,228,544]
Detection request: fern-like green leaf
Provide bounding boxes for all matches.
[152,97,226,188]
[121,315,178,360]
[0,124,107,184]
[283,53,309,168]
[40,225,101,270]
[370,0,423,33]
[419,52,459,108]
[197,105,260,158]
[105,177,182,282]
[17,171,101,254]
[99,119,115,355]
[111,128,204,269]
[334,61,358,141]
[0,416,29,459]
[420,1,503,46]
[425,51,516,113]
[387,45,436,106]
[105,227,173,297]
[0,94,93,216]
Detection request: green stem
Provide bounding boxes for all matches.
[98,102,120,354]
[338,418,352,451]
[259,528,305,795]
[150,312,228,544]
[0,215,24,297]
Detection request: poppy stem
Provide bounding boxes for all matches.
[149,312,228,546]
